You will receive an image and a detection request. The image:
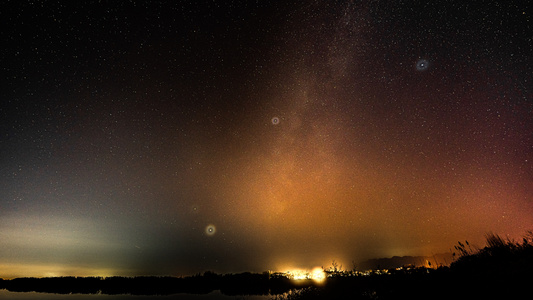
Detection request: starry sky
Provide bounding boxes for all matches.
[1,0,532,278]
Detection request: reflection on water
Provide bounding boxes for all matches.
[0,290,270,300]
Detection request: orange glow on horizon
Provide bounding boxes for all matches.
[0,263,120,279]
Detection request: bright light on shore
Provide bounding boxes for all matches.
[311,267,325,282]
[291,270,307,280]
[283,267,325,282]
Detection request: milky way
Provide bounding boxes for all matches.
[1,0,531,278]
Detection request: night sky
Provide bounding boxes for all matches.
[1,0,532,278]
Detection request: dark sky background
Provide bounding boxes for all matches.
[1,0,532,278]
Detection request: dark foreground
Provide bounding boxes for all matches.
[1,232,532,299]
[0,272,294,296]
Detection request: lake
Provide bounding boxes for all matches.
[0,290,272,300]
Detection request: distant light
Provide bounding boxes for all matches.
[311,267,326,282]
[284,267,326,282]
[292,270,307,280]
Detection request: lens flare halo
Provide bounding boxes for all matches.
[205,224,216,236]
[416,59,429,71]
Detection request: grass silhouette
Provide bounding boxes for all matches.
[273,230,533,299]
